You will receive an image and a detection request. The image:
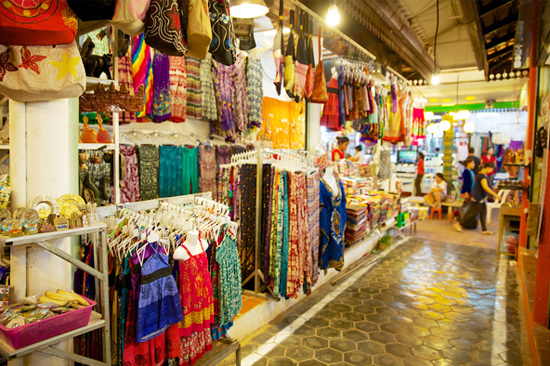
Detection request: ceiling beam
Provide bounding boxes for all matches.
[485,33,515,50]
[482,13,519,37]
[479,0,515,17]
[488,46,514,61]
[460,0,489,75]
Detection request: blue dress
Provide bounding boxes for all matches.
[319,178,347,271]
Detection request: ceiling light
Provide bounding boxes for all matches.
[327,2,340,26]
[440,120,451,131]
[465,96,476,101]
[424,111,435,120]
[463,121,475,134]
[427,123,438,134]
[429,98,439,103]
[431,73,440,85]
[230,0,269,19]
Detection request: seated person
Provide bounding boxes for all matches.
[424,173,447,209]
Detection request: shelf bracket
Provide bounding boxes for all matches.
[33,240,105,281]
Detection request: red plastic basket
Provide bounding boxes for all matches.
[0,296,96,349]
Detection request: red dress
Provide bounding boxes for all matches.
[177,240,214,365]
[321,77,340,131]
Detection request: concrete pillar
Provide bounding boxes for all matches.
[9,98,79,366]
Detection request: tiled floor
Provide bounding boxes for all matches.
[233,238,529,366]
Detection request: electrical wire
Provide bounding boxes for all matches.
[434,0,439,74]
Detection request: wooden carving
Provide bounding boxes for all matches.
[80,83,144,113]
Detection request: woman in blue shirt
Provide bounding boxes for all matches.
[460,158,475,199]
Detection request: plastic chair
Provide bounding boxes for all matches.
[487,189,511,225]
[429,207,442,220]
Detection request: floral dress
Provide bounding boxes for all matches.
[177,240,214,365]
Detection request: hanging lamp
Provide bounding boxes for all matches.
[230,0,269,19]
[327,0,340,26]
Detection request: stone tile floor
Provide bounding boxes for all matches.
[233,238,528,366]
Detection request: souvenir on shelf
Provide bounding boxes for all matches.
[79,83,145,113]
[95,115,113,143]
[80,116,98,143]
[30,196,59,220]
[57,194,85,219]
[23,218,39,235]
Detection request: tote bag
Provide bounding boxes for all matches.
[67,0,116,21]
[0,0,78,45]
[186,0,212,59]
[0,42,86,102]
[112,0,151,36]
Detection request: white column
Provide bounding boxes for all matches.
[24,98,79,365]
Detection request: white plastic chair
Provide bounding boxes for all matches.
[487,189,511,225]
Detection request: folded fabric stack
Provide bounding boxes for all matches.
[345,204,369,246]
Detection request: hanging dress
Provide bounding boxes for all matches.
[181,146,199,195]
[177,239,214,365]
[319,177,347,272]
[136,246,183,342]
[120,145,141,203]
[321,76,340,131]
[199,144,217,199]
[186,56,202,119]
[152,51,172,122]
[138,145,159,201]
[200,54,218,121]
[169,56,187,122]
[232,53,249,132]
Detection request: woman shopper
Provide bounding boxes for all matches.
[481,147,497,188]
[332,136,350,162]
[424,173,447,209]
[450,159,475,221]
[414,152,425,196]
[454,162,499,235]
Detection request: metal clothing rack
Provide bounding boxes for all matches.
[96,193,213,222]
[96,191,242,365]
[0,225,111,366]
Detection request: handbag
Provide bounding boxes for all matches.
[310,26,328,104]
[144,0,186,56]
[0,42,86,102]
[67,0,116,21]
[112,0,151,36]
[0,0,78,46]
[186,0,212,59]
[209,0,236,66]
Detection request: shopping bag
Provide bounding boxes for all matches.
[144,0,186,56]
[0,0,78,46]
[310,26,328,104]
[458,201,478,229]
[0,42,86,102]
[186,0,212,59]
[112,0,151,36]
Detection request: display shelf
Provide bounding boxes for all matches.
[0,224,107,247]
[503,163,528,167]
[0,145,9,150]
[78,143,116,151]
[0,312,104,360]
[0,224,111,365]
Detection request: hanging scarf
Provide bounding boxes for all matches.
[132,33,153,119]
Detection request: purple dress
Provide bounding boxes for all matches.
[213,59,235,137]
[152,51,172,122]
